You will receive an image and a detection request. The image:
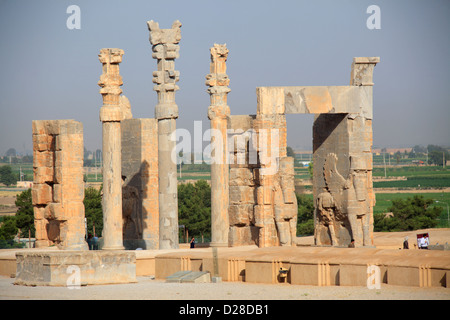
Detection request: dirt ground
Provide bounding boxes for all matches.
[1,274,448,301]
[1,229,449,301]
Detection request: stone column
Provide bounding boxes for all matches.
[206,44,231,247]
[98,48,125,250]
[147,20,181,249]
[348,57,379,247]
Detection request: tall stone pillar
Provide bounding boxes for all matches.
[147,20,181,249]
[206,44,231,247]
[348,57,379,247]
[98,48,125,250]
[32,120,87,250]
[312,57,379,247]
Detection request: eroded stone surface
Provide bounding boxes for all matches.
[148,21,182,249]
[98,48,125,250]
[32,120,87,251]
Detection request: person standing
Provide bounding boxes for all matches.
[348,239,355,248]
[190,237,195,249]
[403,236,409,249]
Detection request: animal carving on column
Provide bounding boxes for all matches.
[315,189,338,246]
[273,157,298,246]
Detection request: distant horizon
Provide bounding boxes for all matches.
[2,143,449,158]
[1,1,449,155]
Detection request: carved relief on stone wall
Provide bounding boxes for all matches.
[122,182,142,240]
[317,152,372,247]
[273,157,298,246]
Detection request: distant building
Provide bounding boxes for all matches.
[372,148,412,155]
[17,181,33,188]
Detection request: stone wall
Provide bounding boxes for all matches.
[121,118,159,249]
[228,115,258,246]
[32,120,87,250]
[226,114,297,248]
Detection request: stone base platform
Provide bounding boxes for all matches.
[153,245,450,288]
[2,243,450,289]
[14,250,136,286]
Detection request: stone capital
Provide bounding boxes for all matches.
[98,48,124,64]
[206,85,231,95]
[210,43,229,60]
[147,20,182,45]
[350,57,380,86]
[152,43,180,60]
[205,74,230,87]
[98,48,124,121]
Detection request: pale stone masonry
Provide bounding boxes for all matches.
[206,44,231,247]
[30,19,378,252]
[209,53,297,248]
[32,120,87,250]
[210,50,379,248]
[147,20,182,249]
[121,118,159,249]
[312,57,379,247]
[98,48,125,250]
[15,251,136,286]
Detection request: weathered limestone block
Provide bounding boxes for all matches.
[229,226,258,246]
[229,185,255,205]
[229,168,255,186]
[229,204,254,226]
[256,87,285,115]
[32,120,87,251]
[120,95,133,120]
[31,183,53,205]
[121,118,159,249]
[15,251,136,286]
[350,57,380,86]
[257,86,374,119]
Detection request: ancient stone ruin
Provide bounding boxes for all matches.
[148,20,182,249]
[32,120,87,250]
[208,46,379,248]
[31,20,379,253]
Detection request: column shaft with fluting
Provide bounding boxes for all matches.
[206,44,231,247]
[148,20,182,249]
[98,48,125,250]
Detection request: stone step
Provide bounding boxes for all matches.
[166,270,211,283]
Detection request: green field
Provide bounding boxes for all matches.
[373,166,450,189]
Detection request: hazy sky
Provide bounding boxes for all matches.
[0,0,449,156]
